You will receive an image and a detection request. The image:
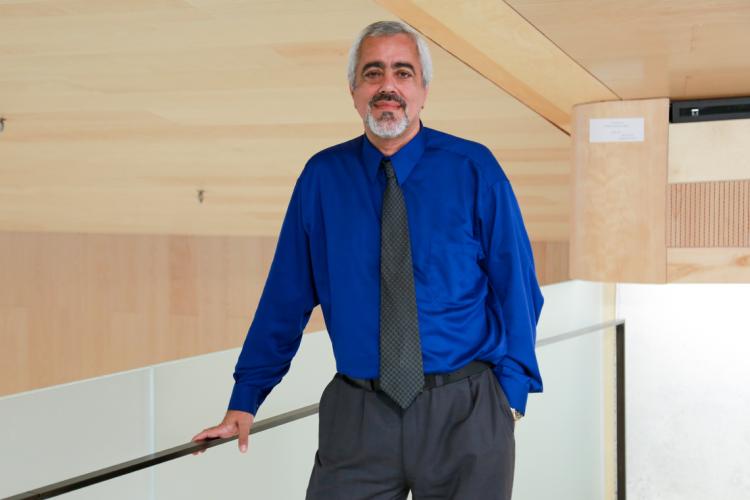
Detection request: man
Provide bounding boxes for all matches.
[193,20,543,500]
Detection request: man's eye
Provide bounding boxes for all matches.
[397,71,413,78]
[364,71,382,79]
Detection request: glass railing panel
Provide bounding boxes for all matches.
[2,317,622,499]
[0,330,335,499]
[148,331,335,499]
[514,325,617,500]
[152,414,319,499]
[536,281,613,341]
[0,369,153,499]
[41,468,153,500]
[151,331,335,449]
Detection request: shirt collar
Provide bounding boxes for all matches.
[361,122,426,185]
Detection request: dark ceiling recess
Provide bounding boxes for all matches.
[670,96,750,123]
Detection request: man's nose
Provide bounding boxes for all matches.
[378,71,397,93]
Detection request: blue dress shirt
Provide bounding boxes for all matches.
[229,124,544,415]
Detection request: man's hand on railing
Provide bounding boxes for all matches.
[191,410,255,455]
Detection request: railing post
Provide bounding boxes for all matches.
[616,322,626,500]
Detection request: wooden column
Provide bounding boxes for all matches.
[570,98,669,283]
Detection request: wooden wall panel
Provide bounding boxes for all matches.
[0,0,570,244]
[668,181,750,248]
[663,118,750,283]
[1,230,563,396]
[0,231,325,397]
[531,241,569,285]
[668,248,750,282]
[570,98,669,283]
[669,120,750,184]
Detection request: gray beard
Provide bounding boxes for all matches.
[365,109,409,139]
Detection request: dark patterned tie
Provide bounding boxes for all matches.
[379,158,424,409]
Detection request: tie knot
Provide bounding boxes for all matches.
[382,160,396,180]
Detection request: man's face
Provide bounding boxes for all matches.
[351,33,428,139]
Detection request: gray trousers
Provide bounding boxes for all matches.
[305,365,515,500]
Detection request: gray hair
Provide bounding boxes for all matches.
[347,20,433,90]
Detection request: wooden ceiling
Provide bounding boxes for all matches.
[1,0,748,243]
[507,0,750,100]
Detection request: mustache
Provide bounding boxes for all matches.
[369,92,406,108]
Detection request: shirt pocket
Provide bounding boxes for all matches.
[427,237,486,304]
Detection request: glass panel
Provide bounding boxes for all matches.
[153,415,319,499]
[536,281,611,341]
[150,331,335,498]
[58,469,153,500]
[514,328,616,500]
[151,331,335,450]
[0,370,152,499]
[0,330,335,499]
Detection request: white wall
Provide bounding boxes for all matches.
[617,283,750,499]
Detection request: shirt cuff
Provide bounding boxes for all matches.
[228,384,263,416]
[497,367,531,415]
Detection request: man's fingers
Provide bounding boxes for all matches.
[192,411,253,457]
[192,424,232,444]
[191,426,219,442]
[191,428,214,455]
[191,430,207,442]
[191,424,232,455]
[237,419,251,453]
